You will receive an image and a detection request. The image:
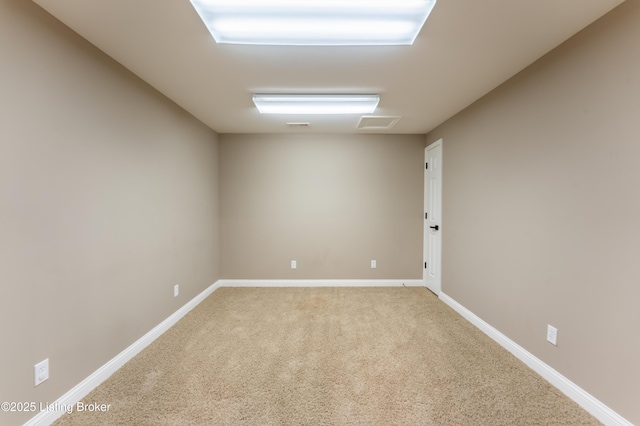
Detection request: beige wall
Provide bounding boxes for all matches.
[427,0,640,423]
[220,133,424,280]
[0,1,219,424]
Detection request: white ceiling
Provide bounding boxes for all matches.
[32,0,625,134]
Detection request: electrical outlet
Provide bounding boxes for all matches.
[291,260,297,269]
[34,359,49,387]
[547,325,558,346]
[174,284,179,297]
[371,260,377,269]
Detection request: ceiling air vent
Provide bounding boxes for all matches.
[286,122,310,128]
[357,116,401,130]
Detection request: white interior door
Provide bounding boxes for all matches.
[424,139,442,295]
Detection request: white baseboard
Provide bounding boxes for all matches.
[439,292,632,426]
[25,281,222,426]
[219,279,424,287]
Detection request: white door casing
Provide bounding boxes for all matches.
[424,139,442,295]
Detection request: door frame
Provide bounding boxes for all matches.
[424,139,443,296]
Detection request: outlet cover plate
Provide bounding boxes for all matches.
[547,325,558,346]
[34,359,49,387]
[291,260,297,269]
[174,284,179,297]
[371,260,377,269]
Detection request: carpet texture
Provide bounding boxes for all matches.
[54,287,600,425]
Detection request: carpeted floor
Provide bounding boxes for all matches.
[54,287,601,425]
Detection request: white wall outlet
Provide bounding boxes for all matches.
[547,324,558,346]
[371,260,377,269]
[174,284,179,297]
[34,359,49,387]
[291,260,297,269]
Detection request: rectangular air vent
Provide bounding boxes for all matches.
[357,116,401,130]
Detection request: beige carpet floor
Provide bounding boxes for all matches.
[54,287,600,425]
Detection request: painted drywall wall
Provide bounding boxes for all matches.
[0,1,220,424]
[219,133,424,280]
[427,0,640,423]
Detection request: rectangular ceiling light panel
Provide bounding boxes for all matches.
[190,0,437,45]
[253,94,380,115]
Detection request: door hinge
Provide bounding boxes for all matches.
[425,212,428,219]
[425,162,429,169]
[424,262,427,269]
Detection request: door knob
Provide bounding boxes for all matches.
[430,225,439,231]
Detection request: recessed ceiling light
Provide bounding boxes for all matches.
[189,0,437,46]
[253,94,380,115]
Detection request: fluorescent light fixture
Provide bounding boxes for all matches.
[189,0,437,46]
[253,94,380,115]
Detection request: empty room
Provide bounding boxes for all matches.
[1,0,638,425]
